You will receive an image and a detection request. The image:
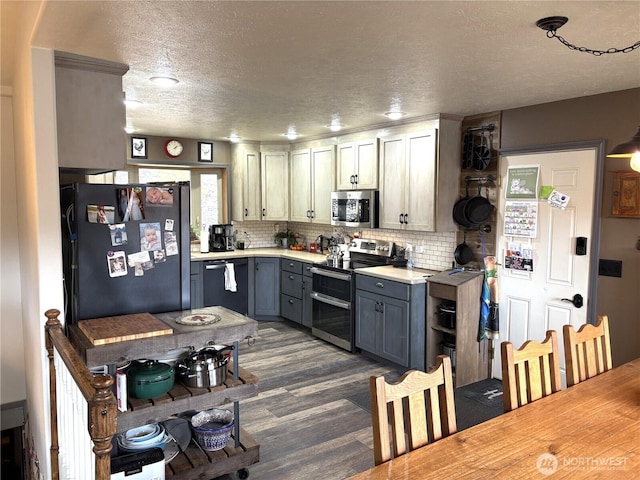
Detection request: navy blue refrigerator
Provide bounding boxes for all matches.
[61,182,191,324]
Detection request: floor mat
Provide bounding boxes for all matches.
[457,378,503,408]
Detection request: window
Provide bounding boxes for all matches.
[106,166,229,229]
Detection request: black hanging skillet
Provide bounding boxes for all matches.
[464,184,493,226]
[452,182,474,228]
[454,231,473,265]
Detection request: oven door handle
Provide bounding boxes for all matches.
[310,292,351,310]
[310,266,352,282]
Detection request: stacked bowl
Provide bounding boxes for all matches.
[117,423,172,452]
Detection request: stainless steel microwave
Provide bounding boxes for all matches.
[330,190,379,228]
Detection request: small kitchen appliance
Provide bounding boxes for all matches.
[110,448,165,480]
[209,224,234,252]
[330,190,379,228]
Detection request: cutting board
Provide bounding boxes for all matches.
[78,312,173,346]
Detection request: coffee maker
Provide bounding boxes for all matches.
[209,224,234,251]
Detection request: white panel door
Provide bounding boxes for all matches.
[493,148,597,387]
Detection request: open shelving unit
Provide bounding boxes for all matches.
[426,271,489,388]
[69,306,260,479]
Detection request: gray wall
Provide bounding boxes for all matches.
[500,87,640,366]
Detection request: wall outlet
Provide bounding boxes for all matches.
[416,245,425,254]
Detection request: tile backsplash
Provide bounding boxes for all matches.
[232,221,456,271]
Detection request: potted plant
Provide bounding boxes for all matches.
[274,230,296,248]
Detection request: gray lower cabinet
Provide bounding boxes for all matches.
[355,274,426,369]
[280,260,313,327]
[301,263,313,328]
[190,261,204,309]
[251,257,280,317]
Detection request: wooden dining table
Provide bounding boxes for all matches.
[349,358,639,479]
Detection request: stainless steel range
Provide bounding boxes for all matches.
[310,239,395,352]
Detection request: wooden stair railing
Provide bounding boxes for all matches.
[45,309,116,480]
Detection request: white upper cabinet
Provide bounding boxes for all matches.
[290,145,335,224]
[379,117,461,232]
[232,145,289,222]
[231,143,262,222]
[336,138,378,190]
[261,150,289,221]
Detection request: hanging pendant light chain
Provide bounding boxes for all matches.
[546,29,640,56]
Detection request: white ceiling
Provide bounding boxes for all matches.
[3,1,639,142]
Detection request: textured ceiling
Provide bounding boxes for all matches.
[3,1,640,142]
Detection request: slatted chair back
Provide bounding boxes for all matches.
[501,330,561,412]
[563,315,612,387]
[369,355,457,466]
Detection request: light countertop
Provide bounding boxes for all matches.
[354,266,440,284]
[191,249,442,284]
[191,248,326,264]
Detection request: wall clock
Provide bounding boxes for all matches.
[164,139,183,158]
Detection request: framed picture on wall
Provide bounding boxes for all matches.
[198,142,213,162]
[612,171,640,218]
[131,137,147,159]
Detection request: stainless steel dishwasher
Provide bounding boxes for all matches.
[203,258,249,315]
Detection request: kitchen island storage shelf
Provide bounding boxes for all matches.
[426,271,488,388]
[68,306,260,480]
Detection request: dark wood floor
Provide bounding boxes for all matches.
[219,320,501,480]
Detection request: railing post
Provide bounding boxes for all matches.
[89,374,117,480]
[45,309,62,480]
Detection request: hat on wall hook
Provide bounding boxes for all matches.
[536,16,640,55]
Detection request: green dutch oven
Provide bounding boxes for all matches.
[127,360,175,399]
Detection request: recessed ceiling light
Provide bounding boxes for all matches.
[328,115,343,132]
[149,76,179,86]
[284,126,298,141]
[385,111,405,121]
[228,134,241,143]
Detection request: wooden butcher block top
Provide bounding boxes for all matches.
[78,312,173,345]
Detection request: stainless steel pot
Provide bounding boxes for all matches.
[177,346,233,389]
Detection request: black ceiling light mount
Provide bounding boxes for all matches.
[536,16,640,55]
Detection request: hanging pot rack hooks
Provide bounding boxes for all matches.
[465,123,495,134]
[464,174,495,185]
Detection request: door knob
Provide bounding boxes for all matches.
[561,293,583,308]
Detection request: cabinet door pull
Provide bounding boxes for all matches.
[289,275,295,280]
[375,282,384,288]
[244,208,248,217]
[404,213,409,224]
[262,208,266,217]
[398,213,403,224]
[354,173,358,185]
[289,299,294,304]
[310,210,315,219]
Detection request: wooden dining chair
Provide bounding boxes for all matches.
[563,315,612,387]
[369,355,456,466]
[501,330,561,413]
